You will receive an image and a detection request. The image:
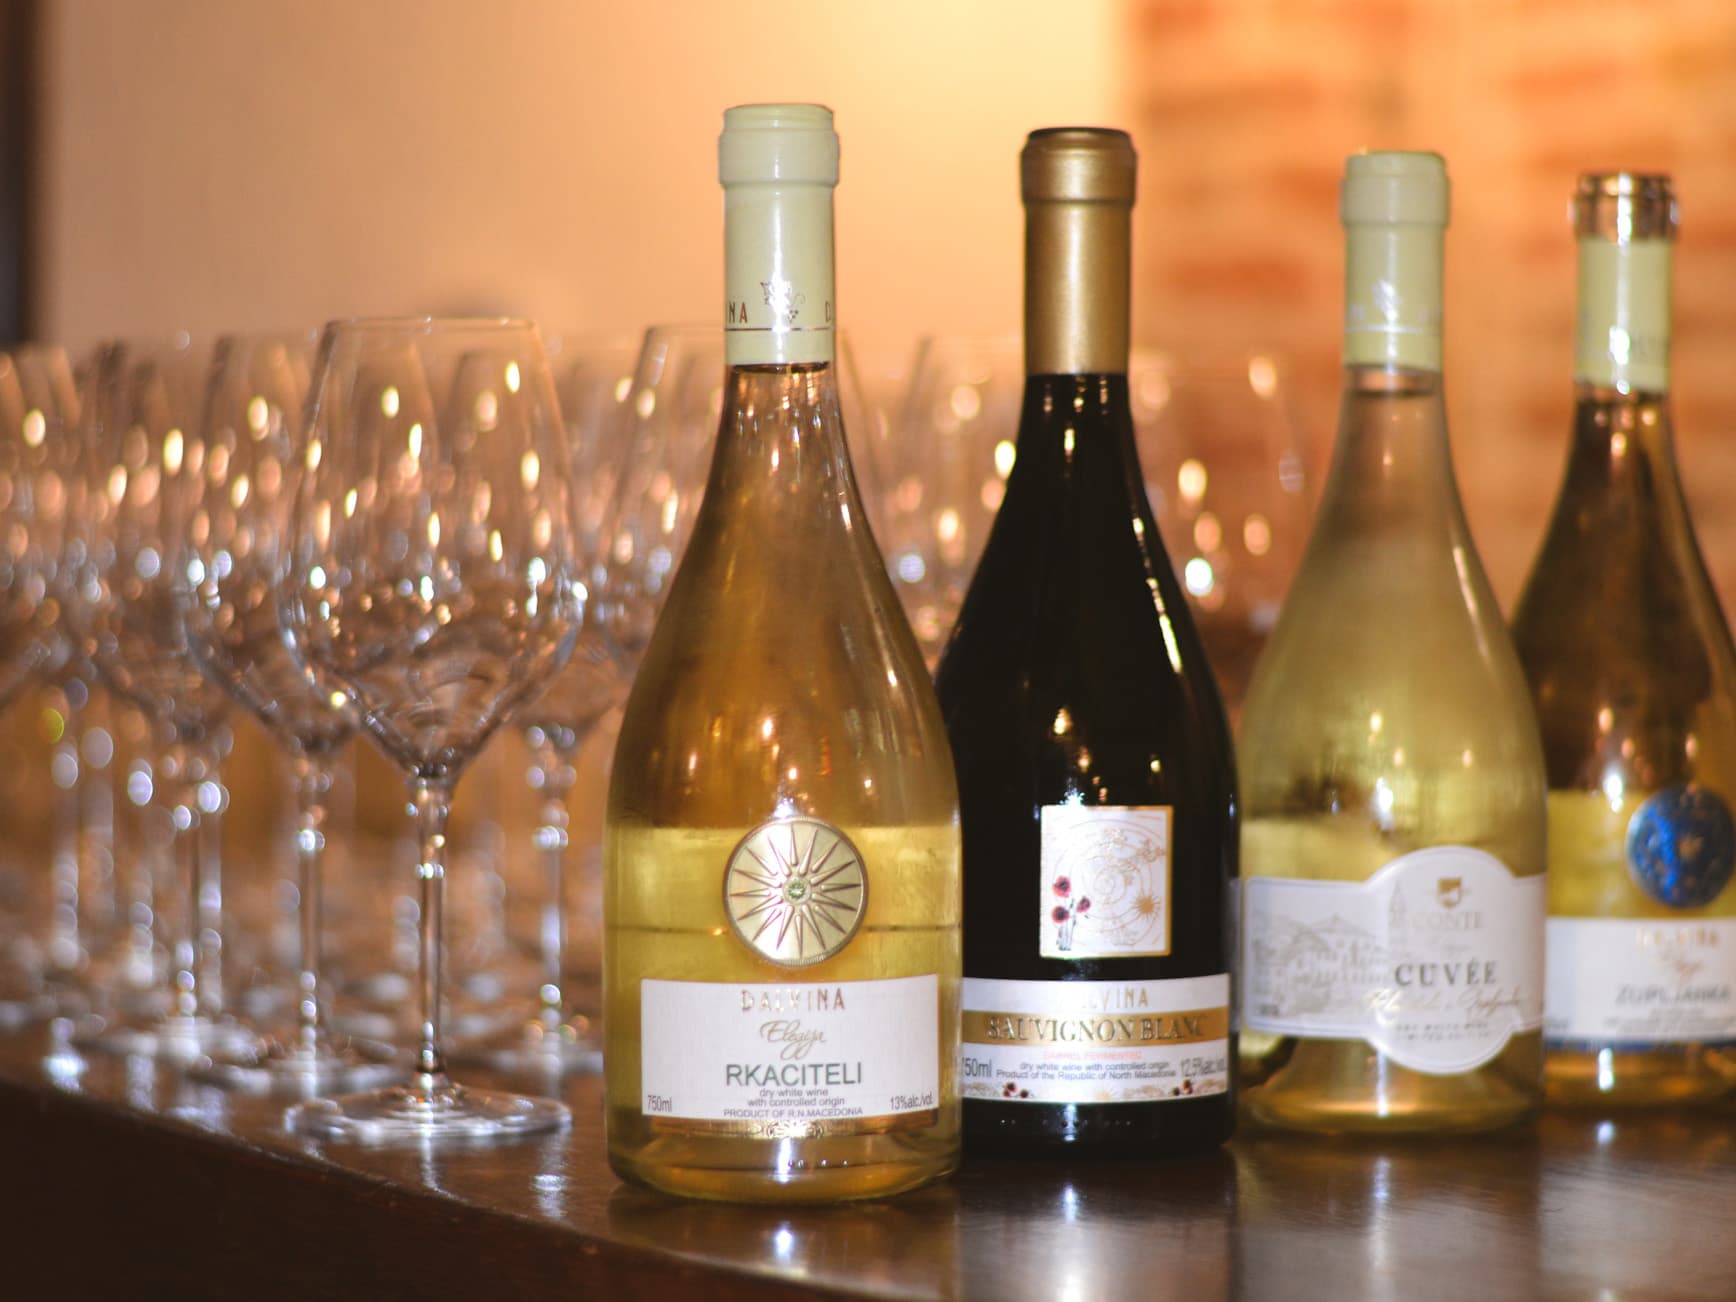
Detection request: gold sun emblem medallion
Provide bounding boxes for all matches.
[723,816,870,967]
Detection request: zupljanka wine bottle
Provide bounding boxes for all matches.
[1513,173,1736,1106]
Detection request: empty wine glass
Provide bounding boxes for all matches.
[0,345,85,1024]
[68,335,249,1061]
[866,335,1024,669]
[179,331,401,1093]
[466,335,637,1078]
[1130,348,1309,725]
[281,318,580,1143]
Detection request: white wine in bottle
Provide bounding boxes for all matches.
[603,104,962,1202]
[1513,175,1736,1107]
[1237,152,1547,1134]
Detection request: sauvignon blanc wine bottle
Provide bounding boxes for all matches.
[603,104,962,1202]
[1512,174,1736,1106]
[1238,151,1547,1133]
[936,128,1236,1155]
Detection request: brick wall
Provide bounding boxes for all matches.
[1128,0,1736,610]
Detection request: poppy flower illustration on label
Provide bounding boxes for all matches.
[1626,785,1736,910]
[1038,805,1172,959]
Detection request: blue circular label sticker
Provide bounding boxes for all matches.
[1625,784,1736,910]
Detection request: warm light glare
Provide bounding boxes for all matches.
[381,385,401,418]
[163,429,185,475]
[21,409,45,447]
[1248,355,1278,398]
[1183,556,1214,596]
[1193,512,1222,553]
[521,450,541,491]
[936,508,961,545]
[1243,513,1272,556]
[1178,458,1207,503]
[505,361,522,394]
[246,395,270,435]
[993,439,1017,479]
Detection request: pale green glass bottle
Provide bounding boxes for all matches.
[1514,174,1736,1107]
[1237,152,1547,1134]
[603,104,962,1202]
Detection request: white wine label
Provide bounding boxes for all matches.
[1038,805,1172,959]
[1242,847,1545,1075]
[961,975,1230,1104]
[1546,917,1736,1045]
[639,975,939,1127]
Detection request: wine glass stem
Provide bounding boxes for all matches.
[164,736,206,1021]
[47,682,82,974]
[194,744,226,1013]
[531,738,577,1030]
[411,777,453,1082]
[292,754,333,1054]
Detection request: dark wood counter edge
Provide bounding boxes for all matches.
[0,1075,867,1302]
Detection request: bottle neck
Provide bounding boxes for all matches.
[724,183,836,367]
[1320,367,1463,531]
[1574,237,1672,394]
[713,362,854,505]
[1343,224,1443,373]
[1024,197,1131,376]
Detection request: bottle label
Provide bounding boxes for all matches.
[1575,239,1671,393]
[1546,917,1736,1046]
[1625,784,1735,909]
[961,975,1230,1104]
[724,185,835,366]
[1343,225,1443,372]
[639,975,939,1132]
[1242,847,1545,1075]
[723,816,869,967]
[1039,805,1172,959]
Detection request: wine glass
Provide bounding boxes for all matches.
[0,345,84,1024]
[179,331,401,1093]
[1130,348,1310,725]
[865,335,1024,669]
[466,335,637,1078]
[280,317,580,1143]
[67,336,251,1061]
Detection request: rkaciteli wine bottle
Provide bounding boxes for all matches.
[1237,151,1547,1133]
[603,104,962,1202]
[1512,174,1736,1107]
[935,128,1236,1155]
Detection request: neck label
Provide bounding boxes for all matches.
[724,185,835,366]
[1576,239,1671,392]
[1343,226,1443,371]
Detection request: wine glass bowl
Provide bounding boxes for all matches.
[281,317,579,1143]
[1131,348,1309,723]
[180,330,399,1093]
[867,335,1023,669]
[69,336,250,1061]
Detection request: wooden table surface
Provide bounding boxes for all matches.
[2,1022,1733,1301]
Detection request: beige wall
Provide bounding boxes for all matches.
[36,0,1123,364]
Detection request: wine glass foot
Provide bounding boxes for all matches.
[286,1078,571,1145]
[191,1032,404,1096]
[83,1012,255,1065]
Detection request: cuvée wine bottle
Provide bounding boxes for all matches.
[1237,151,1547,1133]
[603,104,962,1202]
[1512,173,1736,1106]
[935,127,1236,1155]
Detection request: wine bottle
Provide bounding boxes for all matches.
[1237,151,1547,1133]
[1512,174,1736,1106]
[935,128,1236,1155]
[603,104,962,1203]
